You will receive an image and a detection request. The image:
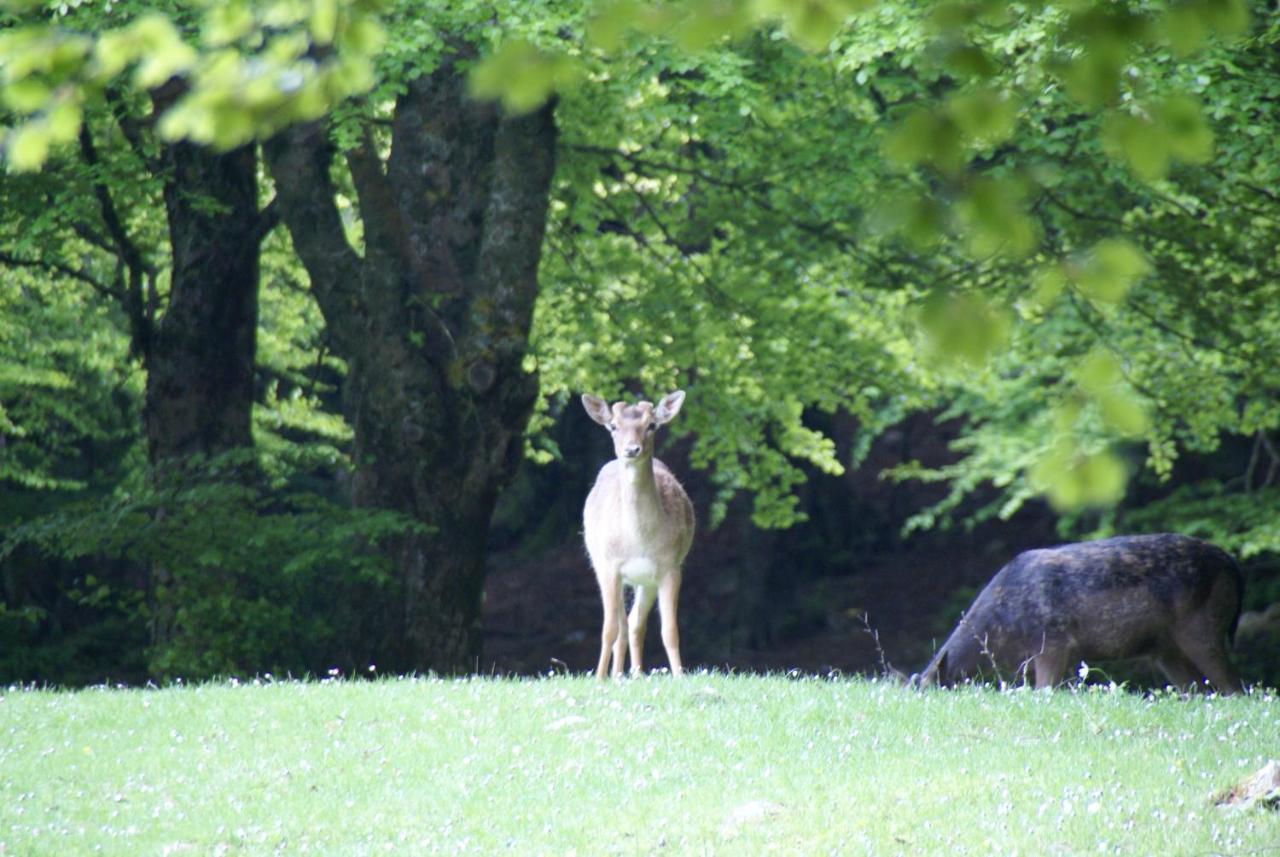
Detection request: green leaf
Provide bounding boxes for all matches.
[311,0,339,46]
[92,29,140,80]
[586,0,642,51]
[1076,349,1123,394]
[1101,112,1170,181]
[882,108,963,175]
[1072,238,1150,303]
[1027,265,1066,311]
[1031,444,1127,510]
[336,13,384,55]
[2,78,51,113]
[1077,350,1150,436]
[469,40,581,114]
[203,1,257,48]
[955,176,1037,258]
[46,98,82,143]
[1161,4,1208,56]
[1056,48,1125,109]
[779,0,845,52]
[130,15,198,88]
[671,0,754,52]
[918,289,1011,366]
[946,89,1016,144]
[869,193,946,249]
[1156,95,1213,164]
[7,121,51,171]
[1097,394,1149,437]
[1196,0,1250,35]
[942,44,998,79]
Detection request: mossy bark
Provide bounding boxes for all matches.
[267,56,558,672]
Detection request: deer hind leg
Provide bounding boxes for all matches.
[628,585,657,676]
[1154,648,1205,693]
[595,573,623,680]
[657,572,683,676]
[1172,618,1244,695]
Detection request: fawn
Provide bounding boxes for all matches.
[581,391,695,678]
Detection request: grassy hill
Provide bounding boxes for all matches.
[2,674,1277,854]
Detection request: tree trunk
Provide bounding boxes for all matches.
[145,141,261,466]
[144,140,266,658]
[266,55,558,673]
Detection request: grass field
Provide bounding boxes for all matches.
[2,673,1278,855]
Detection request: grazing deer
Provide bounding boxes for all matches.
[581,391,695,678]
[912,534,1244,694]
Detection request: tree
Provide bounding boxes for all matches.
[264,55,556,671]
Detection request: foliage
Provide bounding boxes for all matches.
[0,0,384,162]
[474,0,1275,535]
[4,451,419,679]
[0,112,405,684]
[891,7,1280,544]
[1,676,1278,852]
[0,270,137,494]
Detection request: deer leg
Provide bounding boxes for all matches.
[1154,649,1204,693]
[657,572,683,676]
[1032,649,1069,690]
[1172,621,1243,695]
[613,586,629,678]
[628,585,657,676]
[596,573,622,680]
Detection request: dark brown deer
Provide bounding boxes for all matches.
[913,534,1244,694]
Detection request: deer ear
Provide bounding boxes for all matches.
[581,394,612,427]
[654,390,685,425]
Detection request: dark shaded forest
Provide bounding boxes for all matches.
[2,0,1278,688]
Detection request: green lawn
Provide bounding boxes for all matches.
[2,674,1277,855]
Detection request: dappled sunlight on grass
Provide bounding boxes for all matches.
[2,674,1277,853]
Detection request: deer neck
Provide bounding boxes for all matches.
[619,456,661,513]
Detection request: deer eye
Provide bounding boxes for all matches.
[607,422,617,432]
[646,423,657,433]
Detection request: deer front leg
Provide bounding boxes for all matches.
[596,573,622,680]
[628,585,657,676]
[658,572,683,677]
[1032,649,1069,690]
[613,587,629,679]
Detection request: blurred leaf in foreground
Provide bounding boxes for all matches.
[469,40,582,114]
[1031,441,1128,510]
[918,289,1011,366]
[1070,238,1150,303]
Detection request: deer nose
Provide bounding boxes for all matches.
[623,444,642,458]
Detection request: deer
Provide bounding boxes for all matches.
[581,391,695,678]
[912,533,1245,694]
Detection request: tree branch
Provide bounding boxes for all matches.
[476,98,559,331]
[78,121,155,357]
[263,121,365,348]
[345,125,403,269]
[0,251,121,300]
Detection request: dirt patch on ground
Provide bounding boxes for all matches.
[481,518,1054,677]
[481,410,1059,678]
